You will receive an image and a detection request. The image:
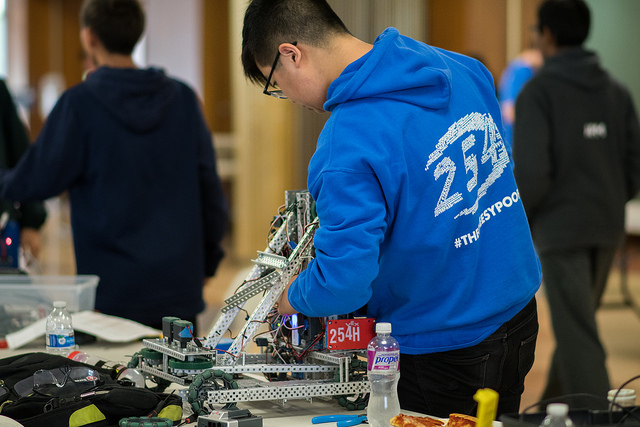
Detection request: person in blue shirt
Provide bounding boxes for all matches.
[241,0,541,418]
[0,0,228,329]
[498,48,542,146]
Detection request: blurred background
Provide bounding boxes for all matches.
[2,0,639,262]
[1,0,639,410]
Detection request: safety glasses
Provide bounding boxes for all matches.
[13,366,101,397]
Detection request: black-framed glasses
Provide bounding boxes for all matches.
[263,41,297,99]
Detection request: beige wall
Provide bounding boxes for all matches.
[229,1,297,259]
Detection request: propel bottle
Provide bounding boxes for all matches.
[367,322,401,427]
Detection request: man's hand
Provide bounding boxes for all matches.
[20,227,42,258]
[277,274,299,315]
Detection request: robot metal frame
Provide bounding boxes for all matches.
[129,190,372,418]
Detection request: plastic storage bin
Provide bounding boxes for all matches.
[0,275,99,345]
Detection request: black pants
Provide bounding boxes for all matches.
[397,298,538,418]
[540,247,615,409]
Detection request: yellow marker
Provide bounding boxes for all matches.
[474,388,499,427]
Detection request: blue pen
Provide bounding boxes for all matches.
[312,414,367,426]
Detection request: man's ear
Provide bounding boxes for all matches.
[80,27,99,50]
[540,27,556,47]
[278,42,301,67]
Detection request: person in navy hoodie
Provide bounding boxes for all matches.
[0,0,228,330]
[241,0,542,418]
[513,0,640,408]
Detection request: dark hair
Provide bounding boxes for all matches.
[537,0,590,47]
[241,0,351,85]
[80,0,145,55]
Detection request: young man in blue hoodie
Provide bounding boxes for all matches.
[242,0,542,418]
[513,0,640,408]
[0,0,228,329]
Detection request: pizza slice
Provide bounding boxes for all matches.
[446,413,478,427]
[390,413,478,427]
[390,413,446,427]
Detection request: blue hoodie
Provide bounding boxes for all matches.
[288,28,541,354]
[0,67,228,327]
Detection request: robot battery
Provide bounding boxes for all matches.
[197,408,262,427]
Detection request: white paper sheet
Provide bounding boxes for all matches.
[5,311,161,349]
[5,317,47,349]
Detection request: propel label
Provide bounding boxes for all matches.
[368,350,400,372]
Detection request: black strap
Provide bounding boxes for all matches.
[118,417,173,427]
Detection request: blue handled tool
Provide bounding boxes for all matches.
[312,414,367,426]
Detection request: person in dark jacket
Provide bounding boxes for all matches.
[0,80,47,265]
[0,0,228,329]
[513,0,640,408]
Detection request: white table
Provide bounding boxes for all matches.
[204,399,367,427]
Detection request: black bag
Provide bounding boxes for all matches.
[0,352,182,426]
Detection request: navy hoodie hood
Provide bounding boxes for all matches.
[83,66,176,133]
[542,47,608,91]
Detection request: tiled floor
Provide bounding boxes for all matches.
[37,196,640,413]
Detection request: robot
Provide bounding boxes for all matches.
[129,190,373,420]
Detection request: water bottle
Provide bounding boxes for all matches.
[367,322,401,427]
[45,301,76,354]
[539,403,574,427]
[608,388,637,411]
[67,350,145,387]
